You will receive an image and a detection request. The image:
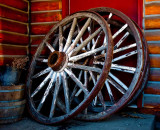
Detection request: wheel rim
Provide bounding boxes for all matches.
[26,11,113,124]
[75,7,148,121]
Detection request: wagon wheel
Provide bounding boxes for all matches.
[26,11,113,124]
[75,7,149,121]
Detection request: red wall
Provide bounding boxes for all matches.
[70,0,141,23]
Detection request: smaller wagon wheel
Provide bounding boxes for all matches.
[75,7,149,121]
[26,11,113,124]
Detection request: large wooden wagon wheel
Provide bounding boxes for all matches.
[26,11,113,124]
[75,7,149,121]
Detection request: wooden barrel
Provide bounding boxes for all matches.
[0,84,26,124]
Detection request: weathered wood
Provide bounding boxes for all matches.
[145,3,160,15]
[0,56,27,66]
[31,35,45,45]
[143,94,160,108]
[148,42,160,54]
[31,1,62,11]
[31,46,49,55]
[0,18,28,34]
[144,81,160,95]
[150,54,160,68]
[31,23,55,35]
[0,85,25,101]
[144,16,160,29]
[0,0,28,12]
[149,68,160,81]
[31,11,62,22]
[144,30,160,41]
[0,100,26,124]
[0,44,28,55]
[0,5,28,23]
[139,108,160,115]
[0,31,29,45]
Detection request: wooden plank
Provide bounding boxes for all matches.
[145,3,160,15]
[143,94,160,108]
[146,0,160,2]
[0,32,29,45]
[0,5,28,23]
[31,35,45,45]
[148,42,160,54]
[31,22,55,35]
[31,46,49,55]
[0,18,28,34]
[144,81,160,95]
[149,68,160,81]
[149,54,160,68]
[31,0,62,11]
[0,44,28,55]
[0,0,28,12]
[31,11,62,22]
[144,30,160,41]
[0,55,27,66]
[144,16,160,29]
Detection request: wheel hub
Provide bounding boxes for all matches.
[48,51,68,72]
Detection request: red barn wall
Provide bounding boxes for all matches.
[0,0,29,66]
[30,0,62,55]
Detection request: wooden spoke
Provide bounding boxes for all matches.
[107,77,126,94]
[112,50,137,62]
[105,81,115,104]
[56,97,67,113]
[114,43,137,54]
[111,64,136,74]
[69,27,102,56]
[61,72,70,113]
[64,68,89,95]
[45,42,55,52]
[89,71,98,106]
[49,74,61,118]
[59,26,63,52]
[77,24,84,45]
[69,46,106,62]
[114,32,129,50]
[108,13,113,20]
[36,58,48,63]
[32,67,51,79]
[75,71,88,97]
[88,26,96,46]
[31,71,53,98]
[94,54,105,60]
[91,31,103,50]
[66,18,91,54]
[98,91,106,110]
[112,24,128,39]
[63,18,77,52]
[84,71,88,114]
[68,63,102,74]
[70,70,83,101]
[37,73,56,112]
[93,61,104,66]
[109,72,128,91]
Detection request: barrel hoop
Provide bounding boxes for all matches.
[0,89,24,92]
[0,104,25,109]
[0,115,22,120]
